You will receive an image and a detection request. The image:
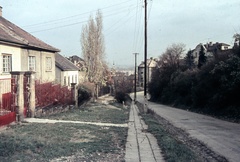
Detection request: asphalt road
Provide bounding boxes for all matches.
[135,92,240,162]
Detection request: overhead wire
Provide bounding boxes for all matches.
[148,0,153,20]
[104,4,139,32]
[132,0,140,51]
[135,0,153,54]
[28,1,137,33]
[132,0,144,53]
[135,0,144,53]
[105,10,137,37]
[30,5,138,33]
[23,0,135,28]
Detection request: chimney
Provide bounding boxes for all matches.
[0,6,2,17]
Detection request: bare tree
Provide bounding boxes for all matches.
[81,10,106,98]
[158,43,186,68]
[233,33,240,56]
[233,33,240,43]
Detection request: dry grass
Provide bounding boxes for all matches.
[0,101,129,162]
[43,102,129,124]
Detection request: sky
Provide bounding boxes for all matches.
[0,0,240,68]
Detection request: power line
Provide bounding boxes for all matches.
[23,0,135,28]
[132,0,144,53]
[105,12,136,36]
[30,4,138,33]
[148,0,153,20]
[30,20,89,33]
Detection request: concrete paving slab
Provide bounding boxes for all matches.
[125,102,165,162]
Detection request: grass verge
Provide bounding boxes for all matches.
[142,113,202,162]
[0,101,129,161]
[42,102,129,124]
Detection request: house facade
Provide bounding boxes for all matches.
[138,57,157,87]
[0,7,59,83]
[67,55,87,83]
[55,53,80,87]
[192,42,231,65]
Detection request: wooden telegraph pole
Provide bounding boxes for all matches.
[133,53,138,101]
[144,0,147,98]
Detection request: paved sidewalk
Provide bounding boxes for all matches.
[125,102,164,162]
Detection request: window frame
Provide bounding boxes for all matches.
[46,57,52,71]
[28,56,36,71]
[2,54,12,73]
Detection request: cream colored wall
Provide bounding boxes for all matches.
[40,51,55,82]
[0,44,21,79]
[0,44,56,82]
[55,67,62,85]
[21,49,56,83]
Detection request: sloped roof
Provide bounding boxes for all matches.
[138,58,157,68]
[68,55,86,67]
[0,16,60,52]
[68,55,85,62]
[55,53,80,71]
[205,42,231,52]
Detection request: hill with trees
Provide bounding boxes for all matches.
[148,35,240,122]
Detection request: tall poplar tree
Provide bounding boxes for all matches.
[81,10,106,97]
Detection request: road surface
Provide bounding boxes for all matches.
[136,92,240,162]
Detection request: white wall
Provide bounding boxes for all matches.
[63,71,79,86]
[0,44,21,79]
[55,68,79,87]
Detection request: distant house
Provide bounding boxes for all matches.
[67,55,85,68]
[67,55,87,83]
[0,6,59,82]
[192,42,231,65]
[138,57,158,87]
[55,53,80,87]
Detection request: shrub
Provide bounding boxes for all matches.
[78,86,92,105]
[114,91,131,105]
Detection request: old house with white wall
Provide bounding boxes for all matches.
[192,42,231,65]
[55,53,80,87]
[138,57,158,87]
[67,55,87,83]
[0,6,59,83]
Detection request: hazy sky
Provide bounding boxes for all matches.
[0,0,240,68]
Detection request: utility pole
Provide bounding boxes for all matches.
[133,53,138,102]
[144,0,147,98]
